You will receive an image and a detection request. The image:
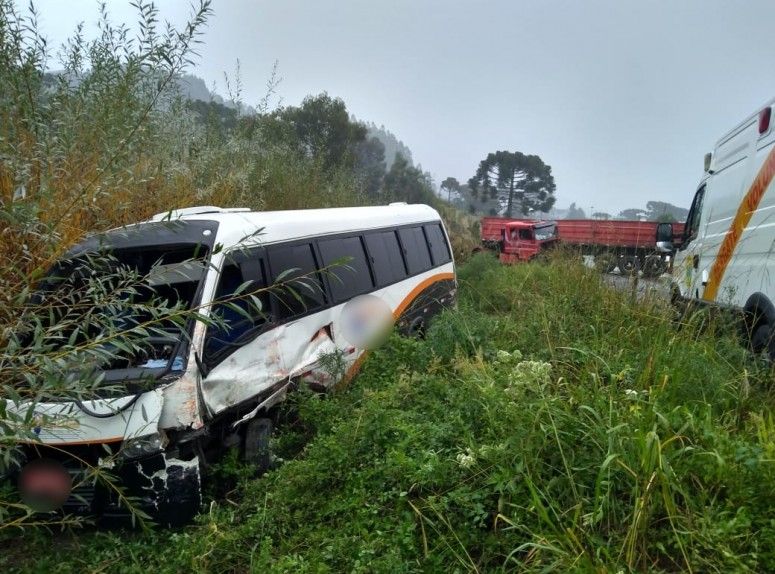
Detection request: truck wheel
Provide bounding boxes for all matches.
[595,253,617,273]
[620,256,639,275]
[642,255,666,278]
[244,417,274,475]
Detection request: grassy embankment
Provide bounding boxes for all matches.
[6,254,775,573]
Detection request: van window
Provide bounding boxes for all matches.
[683,186,706,245]
[364,230,407,286]
[318,236,374,303]
[398,226,432,275]
[205,251,270,360]
[267,242,325,319]
[424,223,452,265]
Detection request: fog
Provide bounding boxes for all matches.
[31,0,775,214]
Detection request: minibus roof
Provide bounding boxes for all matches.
[146,204,443,251]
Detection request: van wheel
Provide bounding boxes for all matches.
[244,417,273,475]
[751,323,773,355]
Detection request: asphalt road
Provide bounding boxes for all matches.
[602,271,672,301]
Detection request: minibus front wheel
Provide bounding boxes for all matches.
[244,417,273,475]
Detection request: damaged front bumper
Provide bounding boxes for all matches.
[14,444,202,527]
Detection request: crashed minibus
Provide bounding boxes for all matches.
[7,203,456,524]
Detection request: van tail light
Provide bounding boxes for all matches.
[759,107,771,134]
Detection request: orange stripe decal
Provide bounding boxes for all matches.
[392,272,455,319]
[19,436,124,446]
[703,146,775,301]
[336,272,456,389]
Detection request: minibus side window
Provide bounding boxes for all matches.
[398,226,433,275]
[267,242,326,320]
[423,223,452,265]
[318,236,374,303]
[364,230,407,287]
[204,251,270,361]
[682,186,705,247]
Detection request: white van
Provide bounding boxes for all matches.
[673,98,775,356]
[11,204,456,524]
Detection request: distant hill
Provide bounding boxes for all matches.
[176,73,255,115]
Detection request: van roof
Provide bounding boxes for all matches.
[143,204,443,250]
[711,96,775,173]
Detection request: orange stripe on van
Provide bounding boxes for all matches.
[336,272,456,389]
[703,146,775,301]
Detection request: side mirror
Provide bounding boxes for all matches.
[656,223,674,253]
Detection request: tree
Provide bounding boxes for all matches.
[645,201,687,222]
[265,93,367,169]
[566,202,586,219]
[469,151,556,217]
[618,208,647,220]
[440,177,461,203]
[354,136,386,197]
[382,153,435,204]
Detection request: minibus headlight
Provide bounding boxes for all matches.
[120,432,166,460]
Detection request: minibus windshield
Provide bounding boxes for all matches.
[36,243,210,376]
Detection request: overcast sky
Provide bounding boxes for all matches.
[29,0,775,214]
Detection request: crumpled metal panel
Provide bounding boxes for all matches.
[158,321,207,431]
[201,312,339,415]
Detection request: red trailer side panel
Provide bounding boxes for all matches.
[556,220,661,249]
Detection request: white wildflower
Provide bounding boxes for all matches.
[456,448,476,469]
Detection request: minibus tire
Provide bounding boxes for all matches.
[408,317,426,339]
[244,417,273,475]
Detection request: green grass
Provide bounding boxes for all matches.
[4,254,775,573]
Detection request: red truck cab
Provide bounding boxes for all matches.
[498,221,558,264]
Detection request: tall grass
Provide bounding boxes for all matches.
[6,254,773,572]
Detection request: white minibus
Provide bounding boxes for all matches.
[9,203,456,524]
